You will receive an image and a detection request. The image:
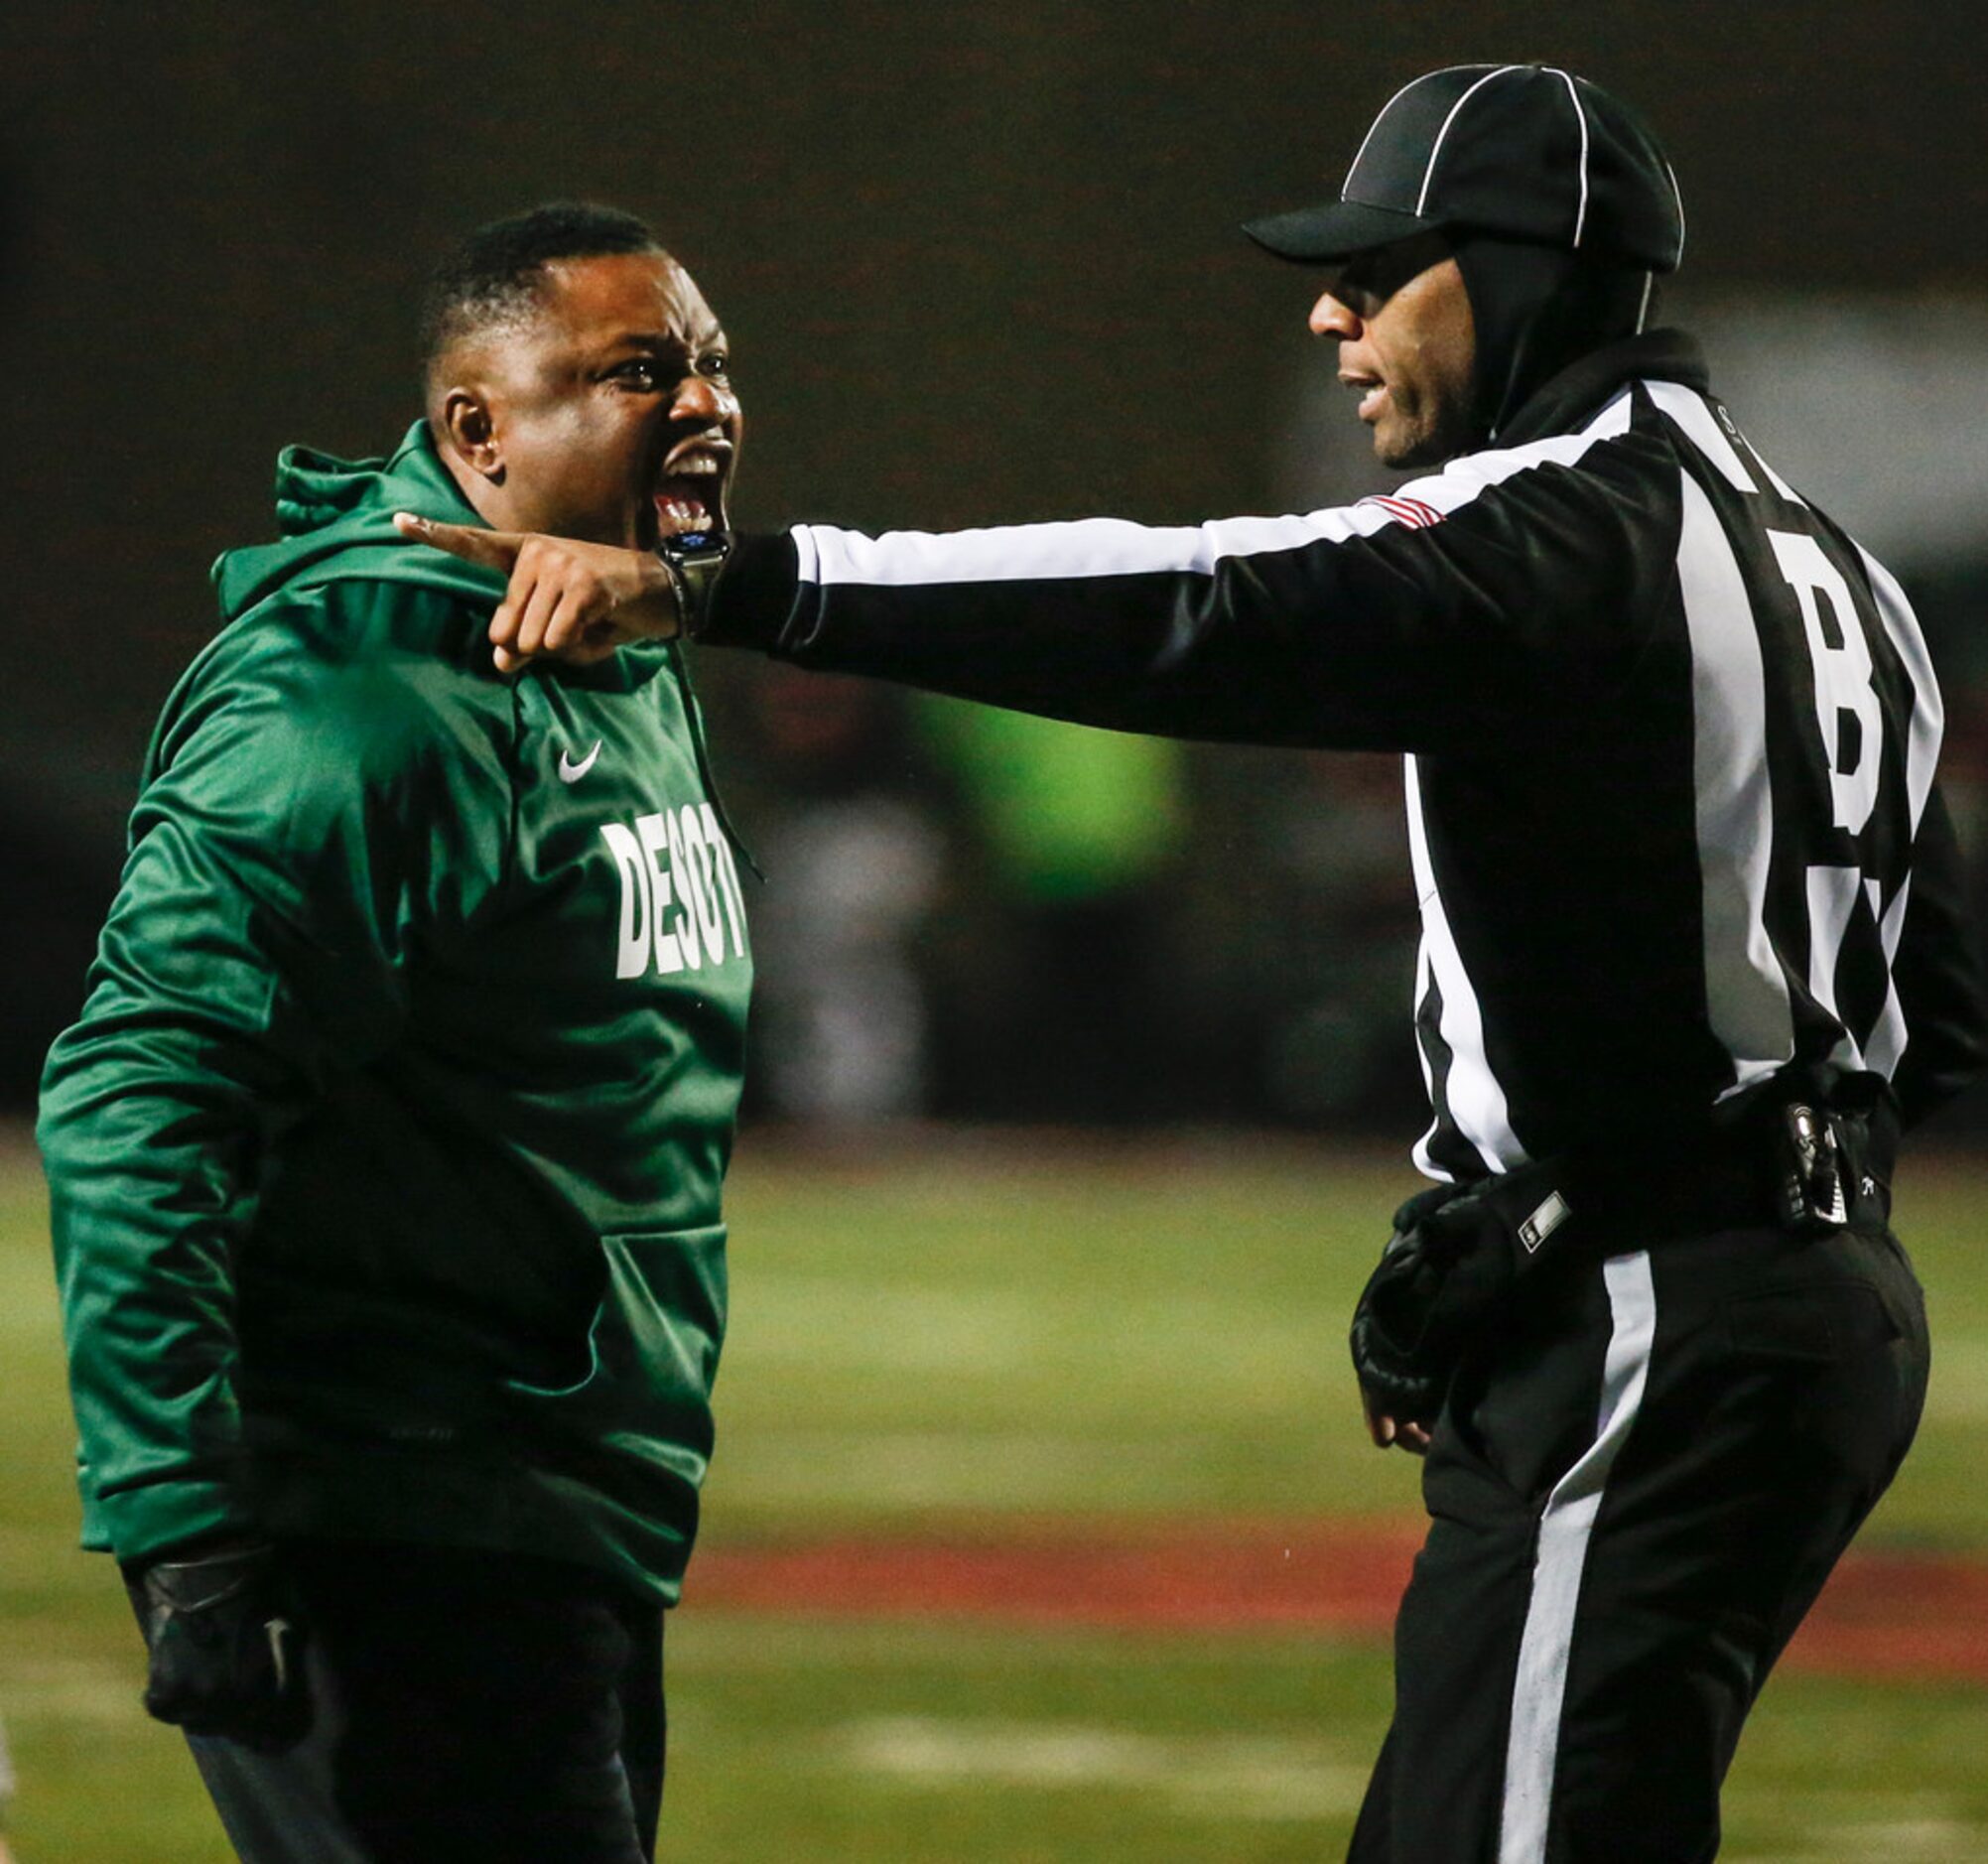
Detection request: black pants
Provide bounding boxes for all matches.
[186,1540,665,1864]
[1348,1217,1928,1863]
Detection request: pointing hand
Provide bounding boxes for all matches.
[392,515,683,674]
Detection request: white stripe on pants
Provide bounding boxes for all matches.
[1499,1250,1658,1861]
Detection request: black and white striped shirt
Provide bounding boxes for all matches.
[707,331,1985,1171]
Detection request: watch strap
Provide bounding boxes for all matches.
[657,530,730,638]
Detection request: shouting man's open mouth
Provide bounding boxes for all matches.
[656,436,731,537]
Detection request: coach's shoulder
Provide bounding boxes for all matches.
[152,579,514,796]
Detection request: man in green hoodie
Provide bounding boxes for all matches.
[39,202,752,1863]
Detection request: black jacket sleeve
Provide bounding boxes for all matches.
[701,429,1682,757]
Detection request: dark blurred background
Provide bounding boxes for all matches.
[4,1,1985,1131]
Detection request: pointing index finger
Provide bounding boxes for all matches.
[392,512,522,571]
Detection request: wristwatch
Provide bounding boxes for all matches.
[656,528,730,638]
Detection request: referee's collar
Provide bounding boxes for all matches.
[1493,328,1708,449]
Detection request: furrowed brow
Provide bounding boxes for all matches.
[608,331,693,355]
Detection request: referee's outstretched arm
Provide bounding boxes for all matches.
[699,422,1674,758]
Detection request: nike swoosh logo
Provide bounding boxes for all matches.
[558,740,603,783]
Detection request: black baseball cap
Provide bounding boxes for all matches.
[1245,64,1685,274]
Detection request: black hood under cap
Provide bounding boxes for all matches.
[1450,234,1655,445]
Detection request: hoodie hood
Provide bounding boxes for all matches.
[1450,234,1655,445]
[212,420,509,624]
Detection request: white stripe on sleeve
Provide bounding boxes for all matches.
[788,400,1637,595]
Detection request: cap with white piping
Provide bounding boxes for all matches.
[1244,64,1684,274]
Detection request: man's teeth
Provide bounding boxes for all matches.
[657,492,711,529]
[658,455,725,530]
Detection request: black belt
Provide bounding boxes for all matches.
[1465,1092,1898,1275]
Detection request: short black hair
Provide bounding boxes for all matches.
[421,200,662,374]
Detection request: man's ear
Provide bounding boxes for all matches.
[438,387,504,485]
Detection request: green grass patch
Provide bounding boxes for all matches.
[707,1138,1988,1548]
[665,1613,1988,1862]
[4,1129,1986,1859]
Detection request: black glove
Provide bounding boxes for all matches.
[124,1540,311,1750]
[1349,1176,1554,1428]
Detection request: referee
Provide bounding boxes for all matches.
[406,66,1988,1860]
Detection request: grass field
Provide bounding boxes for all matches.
[4,1126,1987,1860]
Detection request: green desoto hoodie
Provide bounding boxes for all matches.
[39,423,753,1604]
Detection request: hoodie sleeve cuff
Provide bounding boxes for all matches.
[698,532,801,650]
[93,1475,251,1569]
